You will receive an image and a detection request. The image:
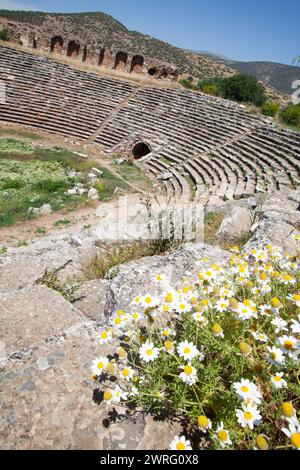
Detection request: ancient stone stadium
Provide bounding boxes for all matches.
[0,9,300,453]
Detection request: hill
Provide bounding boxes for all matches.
[0,10,234,78]
[192,50,299,95]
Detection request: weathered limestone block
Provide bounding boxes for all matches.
[245,213,300,255]
[0,285,85,358]
[104,243,230,316]
[216,206,252,241]
[73,279,108,321]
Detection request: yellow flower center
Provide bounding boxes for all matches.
[271,298,281,308]
[114,318,121,325]
[281,402,294,418]
[103,391,112,401]
[256,435,269,451]
[101,332,108,340]
[291,433,300,449]
[293,294,300,301]
[106,363,115,374]
[166,293,173,303]
[198,416,209,429]
[164,341,173,351]
[146,349,153,356]
[273,376,281,382]
[118,348,127,359]
[212,324,222,335]
[97,362,104,370]
[122,369,130,377]
[184,347,191,354]
[239,342,251,355]
[218,430,228,442]
[284,340,294,351]
[176,443,185,450]
[244,411,253,421]
[184,366,194,376]
[241,386,249,393]
[180,304,186,310]
[145,297,152,304]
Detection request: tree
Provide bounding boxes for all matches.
[220,73,267,106]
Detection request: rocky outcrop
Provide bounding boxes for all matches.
[216,206,252,242]
[104,243,230,315]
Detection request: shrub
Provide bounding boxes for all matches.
[92,243,300,450]
[179,79,195,90]
[280,104,300,127]
[202,83,219,96]
[221,73,267,106]
[32,178,70,193]
[0,29,7,41]
[261,102,280,118]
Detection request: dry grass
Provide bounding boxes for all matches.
[204,212,224,244]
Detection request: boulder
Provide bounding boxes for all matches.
[73,279,108,321]
[216,206,252,242]
[245,212,300,255]
[104,243,230,316]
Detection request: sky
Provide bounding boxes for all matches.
[0,0,299,65]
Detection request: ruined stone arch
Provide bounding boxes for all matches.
[148,67,159,77]
[50,36,63,54]
[98,48,111,67]
[130,55,144,74]
[114,51,128,71]
[67,40,80,58]
[132,141,152,159]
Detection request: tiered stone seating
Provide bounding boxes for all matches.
[0,46,299,204]
[0,46,135,139]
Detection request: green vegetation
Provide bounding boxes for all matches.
[0,29,7,41]
[0,138,133,227]
[182,73,267,106]
[280,104,300,127]
[260,102,280,117]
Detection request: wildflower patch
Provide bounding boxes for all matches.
[92,244,300,450]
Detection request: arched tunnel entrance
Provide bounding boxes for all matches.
[132,142,151,159]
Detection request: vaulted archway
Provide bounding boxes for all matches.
[130,55,144,73]
[67,40,80,58]
[50,36,63,54]
[114,51,128,71]
[132,141,151,159]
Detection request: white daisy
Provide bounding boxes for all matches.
[278,335,300,361]
[233,379,262,405]
[236,302,256,321]
[266,346,285,366]
[215,298,229,313]
[179,364,197,385]
[177,341,199,361]
[142,294,159,309]
[174,301,192,314]
[198,415,212,433]
[99,330,113,345]
[252,332,268,343]
[192,312,208,327]
[236,403,262,430]
[120,366,135,381]
[281,421,300,450]
[214,422,232,448]
[270,372,287,390]
[288,294,300,308]
[271,317,288,334]
[291,315,300,335]
[91,356,109,376]
[112,385,128,403]
[139,341,160,363]
[169,435,192,451]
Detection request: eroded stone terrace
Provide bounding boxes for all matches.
[0,46,299,205]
